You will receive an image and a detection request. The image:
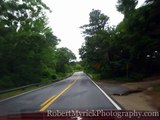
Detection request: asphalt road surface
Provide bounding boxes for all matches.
[0,72,121,115]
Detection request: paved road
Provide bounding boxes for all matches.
[0,72,121,115]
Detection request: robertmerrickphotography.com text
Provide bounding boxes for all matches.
[47,110,159,119]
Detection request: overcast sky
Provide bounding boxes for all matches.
[42,0,145,61]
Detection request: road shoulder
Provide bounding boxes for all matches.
[95,80,158,111]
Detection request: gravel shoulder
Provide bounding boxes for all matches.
[95,79,160,111]
[112,92,156,111]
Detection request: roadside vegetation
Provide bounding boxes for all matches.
[79,0,160,110]
[0,0,78,91]
[0,74,73,100]
[79,0,160,81]
[0,85,41,100]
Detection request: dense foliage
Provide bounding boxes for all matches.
[79,0,160,80]
[0,0,76,90]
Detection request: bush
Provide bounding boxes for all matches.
[130,72,144,81]
[91,73,101,80]
[51,74,57,79]
[0,76,14,90]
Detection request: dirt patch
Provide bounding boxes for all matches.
[95,79,160,111]
[112,93,157,111]
[145,85,160,111]
[122,79,160,111]
[122,79,160,91]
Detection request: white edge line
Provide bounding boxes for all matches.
[87,76,122,110]
[0,77,71,103]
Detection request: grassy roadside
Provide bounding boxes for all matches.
[0,85,42,100]
[0,73,72,101]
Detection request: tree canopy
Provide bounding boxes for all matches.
[0,0,76,90]
[79,0,160,80]
[116,0,138,18]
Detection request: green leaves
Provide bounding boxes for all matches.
[116,0,138,18]
[79,10,113,77]
[55,48,76,74]
[80,9,109,36]
[0,0,76,90]
[80,0,160,80]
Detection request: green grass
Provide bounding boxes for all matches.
[0,86,40,100]
[0,80,60,101]
[0,73,73,101]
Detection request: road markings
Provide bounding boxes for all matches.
[0,76,70,103]
[87,75,122,110]
[40,95,56,107]
[39,76,80,112]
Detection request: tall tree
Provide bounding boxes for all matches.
[116,0,138,18]
[79,9,115,78]
[80,9,109,36]
[0,0,58,90]
[55,47,76,74]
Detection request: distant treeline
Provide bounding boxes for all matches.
[79,0,160,80]
[0,0,77,90]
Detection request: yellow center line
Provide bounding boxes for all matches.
[40,95,56,107]
[39,76,80,112]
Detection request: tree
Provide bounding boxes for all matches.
[80,9,109,36]
[114,0,160,76]
[55,47,76,74]
[116,0,138,18]
[79,0,160,80]
[0,0,58,90]
[79,9,115,78]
